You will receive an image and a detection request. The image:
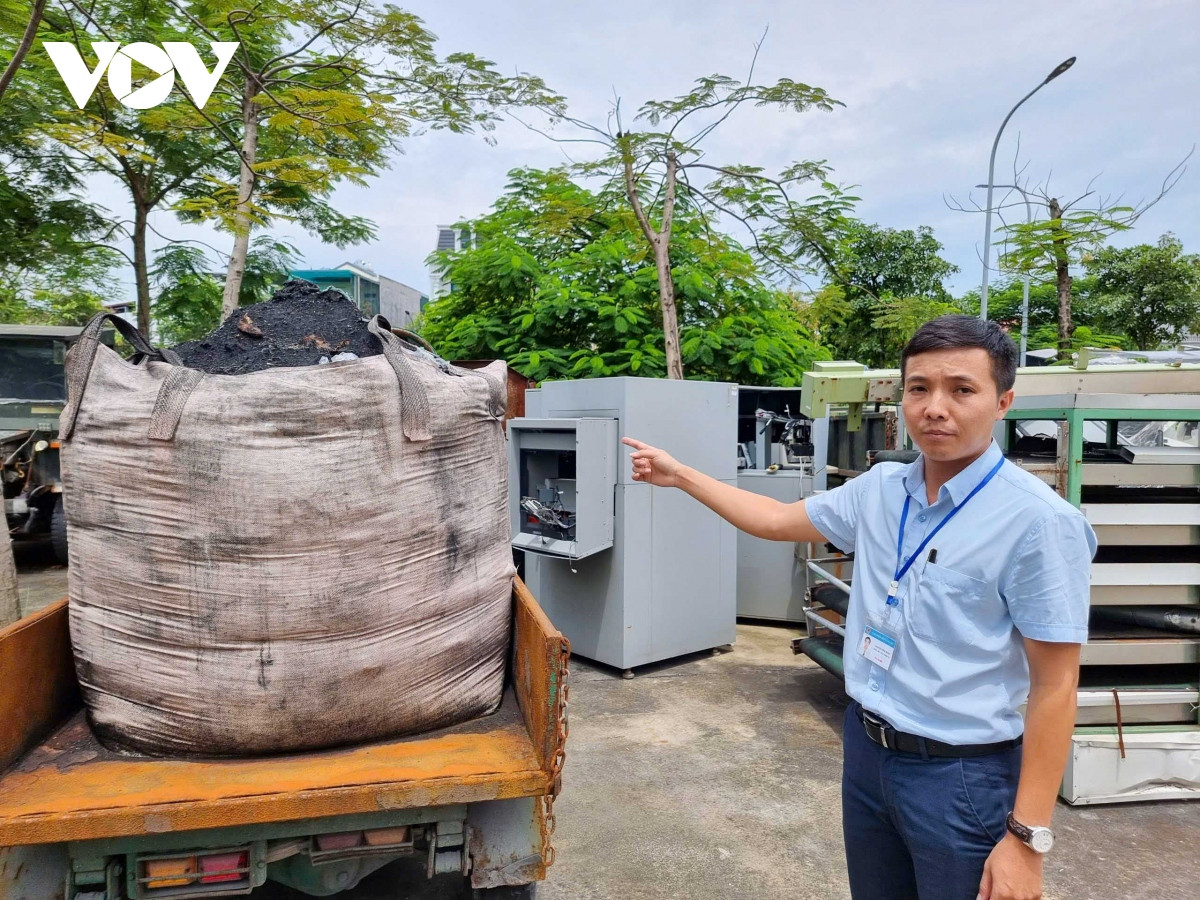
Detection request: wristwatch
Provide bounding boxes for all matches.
[1006,812,1055,853]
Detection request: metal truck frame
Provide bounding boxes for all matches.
[0,578,568,900]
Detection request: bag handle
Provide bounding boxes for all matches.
[60,313,183,440]
[368,315,432,443]
[386,325,506,420]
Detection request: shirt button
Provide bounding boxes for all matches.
[869,681,880,692]
[917,514,927,522]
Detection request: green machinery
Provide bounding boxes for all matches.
[798,357,1200,804]
[1,325,112,563]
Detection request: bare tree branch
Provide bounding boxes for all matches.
[622,143,659,247]
[259,1,363,74]
[667,25,768,146]
[143,220,232,266]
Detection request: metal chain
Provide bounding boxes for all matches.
[540,637,571,869]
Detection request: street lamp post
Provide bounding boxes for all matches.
[979,57,1075,323]
[979,183,1034,364]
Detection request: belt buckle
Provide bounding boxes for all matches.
[861,710,893,750]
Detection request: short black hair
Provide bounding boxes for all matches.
[901,315,1018,393]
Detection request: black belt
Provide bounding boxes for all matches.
[856,706,1023,758]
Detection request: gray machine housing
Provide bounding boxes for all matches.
[734,386,828,623]
[512,377,738,672]
[508,417,618,559]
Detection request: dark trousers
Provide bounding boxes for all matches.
[841,702,1021,900]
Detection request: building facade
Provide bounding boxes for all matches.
[290,262,428,325]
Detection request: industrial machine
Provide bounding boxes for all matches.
[797,356,1200,804]
[510,377,737,677]
[734,387,827,623]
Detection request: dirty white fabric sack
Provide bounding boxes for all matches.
[60,313,514,756]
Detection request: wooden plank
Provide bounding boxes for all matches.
[0,599,77,773]
[0,694,548,847]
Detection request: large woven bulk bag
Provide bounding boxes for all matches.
[60,313,515,756]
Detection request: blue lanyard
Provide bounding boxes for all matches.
[885,455,1006,607]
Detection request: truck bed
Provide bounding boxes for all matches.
[0,579,566,848]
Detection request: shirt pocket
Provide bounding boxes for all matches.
[907,561,994,646]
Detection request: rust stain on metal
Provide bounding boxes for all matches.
[143,814,172,833]
[512,577,563,771]
[450,360,534,428]
[0,600,78,773]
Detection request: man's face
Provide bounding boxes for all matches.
[901,347,1014,465]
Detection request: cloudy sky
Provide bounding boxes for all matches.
[104,0,1200,301]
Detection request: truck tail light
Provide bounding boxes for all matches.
[137,848,251,897]
[199,852,248,884]
[143,857,196,889]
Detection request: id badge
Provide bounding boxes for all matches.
[858,625,897,670]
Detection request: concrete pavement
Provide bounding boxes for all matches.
[14,557,1198,899]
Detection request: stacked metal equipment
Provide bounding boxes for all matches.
[1001,365,1200,805]
[798,358,1200,805]
[734,386,827,624]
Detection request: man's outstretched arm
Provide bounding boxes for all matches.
[622,437,828,544]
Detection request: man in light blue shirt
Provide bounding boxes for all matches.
[623,316,1095,900]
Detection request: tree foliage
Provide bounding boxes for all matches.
[0,252,114,326]
[1086,233,1200,350]
[163,0,563,315]
[417,168,828,385]
[809,222,959,367]
[518,32,854,378]
[151,237,297,345]
[0,0,120,321]
[4,1,560,332]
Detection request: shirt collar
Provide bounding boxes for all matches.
[903,441,1003,506]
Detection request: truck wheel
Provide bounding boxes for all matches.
[473,884,537,899]
[50,496,68,565]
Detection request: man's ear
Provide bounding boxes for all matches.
[995,388,1015,420]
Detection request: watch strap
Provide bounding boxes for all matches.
[1005,811,1033,843]
[1006,812,1053,852]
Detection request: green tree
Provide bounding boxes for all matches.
[1025,322,1129,356]
[998,197,1134,356]
[995,153,1189,355]
[1085,234,1200,350]
[519,33,853,378]
[418,168,829,385]
[809,222,959,367]
[152,237,297,345]
[957,275,1118,342]
[0,1,119,311]
[0,252,114,326]
[21,2,559,334]
[165,0,562,317]
[19,1,239,334]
